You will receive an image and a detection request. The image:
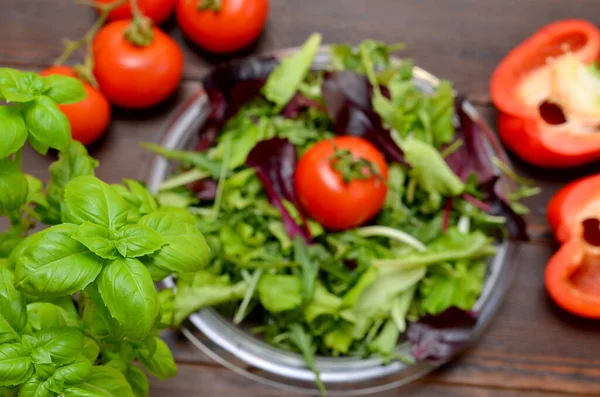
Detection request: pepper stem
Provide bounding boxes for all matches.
[329,145,384,185]
[198,0,221,11]
[124,0,154,47]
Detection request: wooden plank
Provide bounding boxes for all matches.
[3,0,600,103]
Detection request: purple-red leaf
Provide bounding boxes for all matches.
[189,178,218,201]
[407,307,477,362]
[246,138,311,243]
[282,93,327,119]
[321,71,408,166]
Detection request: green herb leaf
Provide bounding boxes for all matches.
[304,283,342,323]
[0,158,28,213]
[81,286,123,342]
[72,222,117,260]
[0,107,27,159]
[28,327,84,365]
[0,344,33,387]
[52,355,93,386]
[262,33,322,107]
[0,69,45,103]
[324,324,354,355]
[25,174,47,208]
[63,366,135,397]
[27,134,49,156]
[136,337,176,380]
[26,302,79,333]
[97,258,158,341]
[63,176,128,230]
[42,75,86,105]
[288,324,326,397]
[124,364,149,397]
[294,236,318,301]
[15,224,104,298]
[114,225,165,259]
[81,337,100,363]
[23,96,71,152]
[368,320,399,363]
[257,274,302,313]
[0,267,26,344]
[138,211,210,273]
[428,81,455,147]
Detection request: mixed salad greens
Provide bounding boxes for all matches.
[147,34,535,393]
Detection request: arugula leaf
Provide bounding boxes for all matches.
[72,223,117,260]
[41,75,86,105]
[136,337,177,381]
[263,33,322,107]
[124,364,149,397]
[114,225,165,258]
[22,96,71,152]
[0,344,33,387]
[63,366,135,397]
[304,283,342,323]
[141,143,222,178]
[257,274,302,313]
[0,69,45,103]
[63,176,128,230]
[26,327,84,365]
[0,107,27,159]
[287,324,326,397]
[97,258,158,341]
[15,224,104,298]
[294,236,318,301]
[0,158,28,213]
[0,267,26,344]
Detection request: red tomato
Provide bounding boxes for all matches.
[96,0,176,25]
[92,20,184,109]
[176,0,269,54]
[295,136,389,231]
[40,66,111,146]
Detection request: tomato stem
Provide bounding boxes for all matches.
[124,0,154,47]
[198,0,222,12]
[329,145,384,185]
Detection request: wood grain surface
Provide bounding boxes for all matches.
[3,1,600,396]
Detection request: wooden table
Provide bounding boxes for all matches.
[3,1,600,396]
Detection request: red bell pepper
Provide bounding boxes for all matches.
[546,174,600,318]
[491,19,600,168]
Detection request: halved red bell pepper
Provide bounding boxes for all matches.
[491,19,600,168]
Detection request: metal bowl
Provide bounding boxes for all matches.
[145,47,519,396]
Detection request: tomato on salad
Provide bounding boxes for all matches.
[93,20,184,109]
[40,66,111,146]
[295,136,389,231]
[176,0,269,54]
[490,19,600,168]
[95,0,176,25]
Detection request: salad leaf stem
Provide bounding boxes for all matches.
[158,168,210,191]
[440,139,464,158]
[356,226,426,252]
[233,269,263,325]
[212,135,232,219]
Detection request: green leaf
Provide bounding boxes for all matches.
[42,141,98,225]
[81,287,123,342]
[138,211,210,273]
[23,96,71,152]
[156,289,174,328]
[0,225,26,259]
[26,302,79,333]
[114,225,165,258]
[368,320,400,363]
[53,355,92,386]
[0,267,26,344]
[0,158,28,212]
[82,337,100,363]
[25,175,47,208]
[262,33,322,107]
[14,224,104,298]
[0,344,33,386]
[0,69,45,103]
[429,80,455,146]
[257,274,302,313]
[28,134,49,156]
[28,327,84,365]
[18,376,53,397]
[304,283,342,323]
[113,180,158,223]
[0,106,27,159]
[136,338,176,380]
[63,366,135,397]
[294,236,318,302]
[71,223,117,260]
[324,324,354,355]
[172,271,247,327]
[63,176,128,230]
[124,365,149,397]
[287,324,326,396]
[42,75,86,105]
[97,258,158,341]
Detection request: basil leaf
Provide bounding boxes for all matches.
[18,376,53,397]
[0,344,33,386]
[14,224,104,298]
[124,364,149,397]
[0,225,26,259]
[28,327,84,365]
[82,337,100,363]
[97,258,158,341]
[72,223,117,260]
[26,302,79,333]
[257,274,302,313]
[23,96,70,152]
[40,141,98,225]
[25,175,47,208]
[122,179,158,215]
[136,338,176,381]
[81,287,123,342]
[138,211,210,273]
[63,176,128,230]
[0,158,28,212]
[27,134,49,156]
[63,366,135,397]
[0,107,27,159]
[0,267,26,344]
[114,225,165,258]
[42,75,86,105]
[0,69,45,103]
[53,356,92,386]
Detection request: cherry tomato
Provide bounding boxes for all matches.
[40,66,111,146]
[92,20,184,109]
[295,136,389,231]
[96,0,176,25]
[176,0,269,54]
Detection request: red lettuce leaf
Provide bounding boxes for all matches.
[407,307,477,362]
[282,93,327,118]
[189,178,218,201]
[321,71,409,166]
[246,138,312,243]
